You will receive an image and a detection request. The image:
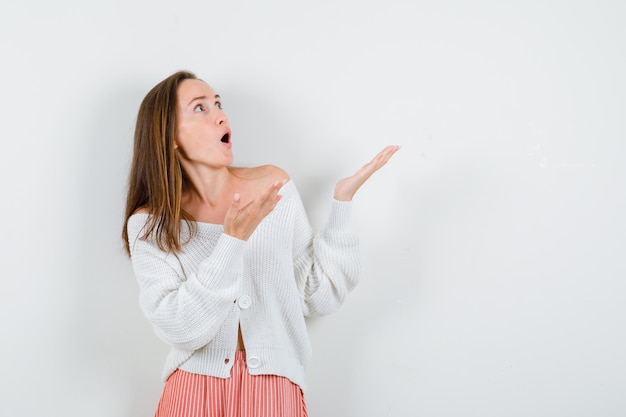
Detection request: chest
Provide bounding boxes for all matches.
[183,183,265,225]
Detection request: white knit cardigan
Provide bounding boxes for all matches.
[127,180,361,391]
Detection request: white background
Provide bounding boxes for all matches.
[1,0,625,416]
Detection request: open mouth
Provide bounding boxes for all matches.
[220,133,230,143]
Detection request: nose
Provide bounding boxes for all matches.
[215,107,228,125]
[216,109,227,125]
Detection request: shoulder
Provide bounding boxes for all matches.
[230,165,296,202]
[127,207,160,234]
[259,164,290,179]
[133,207,151,215]
[127,208,152,232]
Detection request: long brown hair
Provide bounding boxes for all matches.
[122,70,198,256]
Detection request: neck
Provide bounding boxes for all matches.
[183,165,234,208]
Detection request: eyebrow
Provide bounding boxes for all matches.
[188,94,221,106]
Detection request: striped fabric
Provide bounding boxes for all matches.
[155,351,308,417]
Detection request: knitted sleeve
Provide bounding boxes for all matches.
[291,193,362,317]
[127,216,246,351]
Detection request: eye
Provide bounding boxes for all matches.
[215,101,223,110]
[193,104,205,112]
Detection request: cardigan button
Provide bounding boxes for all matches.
[247,355,261,369]
[238,295,252,309]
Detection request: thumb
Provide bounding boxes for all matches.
[225,193,242,219]
[230,192,242,211]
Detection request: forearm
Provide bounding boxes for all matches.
[294,200,362,316]
[132,233,246,351]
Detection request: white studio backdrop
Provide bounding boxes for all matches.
[1,0,625,416]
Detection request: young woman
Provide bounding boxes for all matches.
[122,70,399,417]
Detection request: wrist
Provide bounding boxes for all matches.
[333,193,353,201]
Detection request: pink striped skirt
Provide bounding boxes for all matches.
[155,351,308,417]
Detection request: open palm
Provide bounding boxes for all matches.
[334,145,401,201]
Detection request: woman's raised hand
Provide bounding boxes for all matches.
[223,180,285,241]
[334,145,401,201]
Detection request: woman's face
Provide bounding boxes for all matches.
[175,79,233,168]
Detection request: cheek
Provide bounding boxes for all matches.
[175,125,199,148]
[173,131,194,156]
[174,130,210,160]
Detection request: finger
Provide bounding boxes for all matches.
[223,192,243,224]
[366,145,401,171]
[261,181,284,210]
[258,179,286,205]
[376,145,401,163]
[229,192,243,212]
[245,180,284,219]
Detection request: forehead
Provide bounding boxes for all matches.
[177,79,216,103]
